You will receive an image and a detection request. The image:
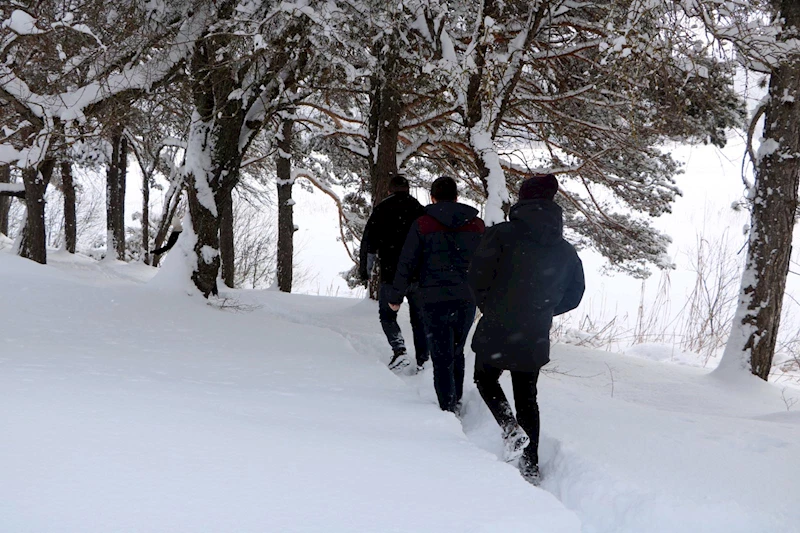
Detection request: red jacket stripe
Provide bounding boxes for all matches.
[417,214,485,235]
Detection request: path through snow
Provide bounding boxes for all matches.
[245,289,800,533]
[0,253,577,533]
[2,252,799,532]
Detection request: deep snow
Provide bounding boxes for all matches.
[1,250,799,532]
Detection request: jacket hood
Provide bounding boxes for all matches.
[425,202,479,228]
[509,199,563,245]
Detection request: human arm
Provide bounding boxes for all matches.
[389,221,423,306]
[358,213,378,281]
[554,256,585,316]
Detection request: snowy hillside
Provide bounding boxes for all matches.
[1,251,799,533]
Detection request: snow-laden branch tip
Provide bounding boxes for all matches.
[0,7,210,122]
[2,10,43,36]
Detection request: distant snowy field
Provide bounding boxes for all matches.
[1,250,799,532]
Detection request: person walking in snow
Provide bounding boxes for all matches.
[389,176,485,413]
[468,174,584,486]
[151,216,183,256]
[359,174,429,374]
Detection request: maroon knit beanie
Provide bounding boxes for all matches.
[518,174,558,201]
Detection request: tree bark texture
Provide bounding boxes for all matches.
[720,0,800,380]
[368,52,401,205]
[276,116,295,293]
[152,182,183,268]
[364,52,402,300]
[181,12,306,297]
[142,169,150,265]
[19,159,56,264]
[0,164,10,236]
[187,179,221,298]
[107,132,128,260]
[61,160,77,254]
[218,183,235,288]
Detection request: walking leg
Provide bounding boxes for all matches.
[407,289,429,366]
[452,302,476,404]
[511,369,541,465]
[425,303,457,411]
[474,363,516,432]
[378,283,405,354]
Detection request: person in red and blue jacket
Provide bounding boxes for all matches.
[389,176,485,413]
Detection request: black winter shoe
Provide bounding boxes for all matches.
[502,425,529,463]
[388,350,412,374]
[519,453,541,486]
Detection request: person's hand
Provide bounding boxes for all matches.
[389,303,401,312]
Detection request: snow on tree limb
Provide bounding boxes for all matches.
[0,9,209,124]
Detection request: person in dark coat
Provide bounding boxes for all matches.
[390,176,485,412]
[468,173,584,486]
[359,174,428,374]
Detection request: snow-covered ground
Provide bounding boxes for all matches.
[2,251,799,532]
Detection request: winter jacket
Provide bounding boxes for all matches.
[468,199,584,371]
[359,192,425,284]
[390,202,485,305]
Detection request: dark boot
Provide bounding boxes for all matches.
[519,449,541,486]
[388,349,412,374]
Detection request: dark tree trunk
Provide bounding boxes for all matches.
[142,170,150,265]
[364,53,402,301]
[106,132,127,260]
[61,160,77,254]
[152,182,183,268]
[720,0,800,380]
[187,179,221,298]
[368,53,401,205]
[218,183,235,288]
[19,159,56,264]
[276,116,295,293]
[0,164,10,236]
[180,13,305,297]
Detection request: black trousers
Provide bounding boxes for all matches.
[423,299,476,412]
[474,362,541,464]
[378,283,428,365]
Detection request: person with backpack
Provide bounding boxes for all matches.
[468,174,584,486]
[359,174,428,374]
[389,176,485,413]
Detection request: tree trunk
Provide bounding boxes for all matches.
[718,0,800,380]
[187,175,220,298]
[368,50,402,205]
[218,183,235,288]
[61,160,77,254]
[19,159,56,264]
[152,181,183,268]
[106,132,127,260]
[182,111,242,297]
[364,54,402,301]
[142,169,150,265]
[276,116,295,293]
[0,164,10,236]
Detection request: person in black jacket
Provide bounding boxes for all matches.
[359,175,428,374]
[390,176,485,413]
[468,174,584,486]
